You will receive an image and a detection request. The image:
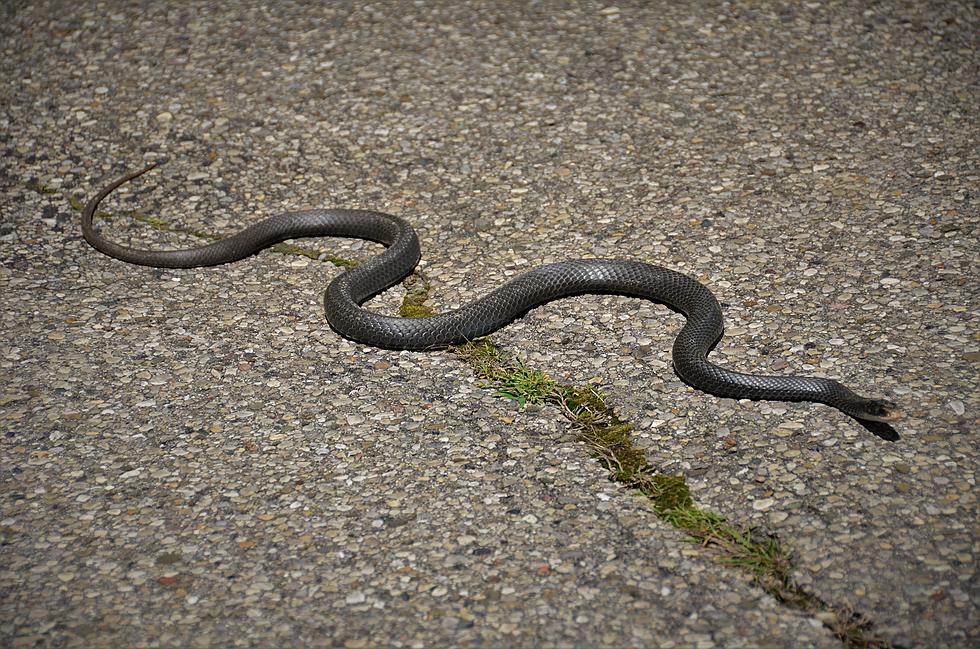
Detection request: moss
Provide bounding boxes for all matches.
[324,254,358,268]
[398,272,434,318]
[399,302,432,318]
[259,241,357,265]
[66,194,112,220]
[25,180,59,195]
[647,474,695,513]
[127,210,179,232]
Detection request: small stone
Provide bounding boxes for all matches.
[345,591,366,604]
[769,511,789,524]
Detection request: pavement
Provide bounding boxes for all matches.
[0,1,976,648]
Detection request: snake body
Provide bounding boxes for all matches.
[82,164,901,423]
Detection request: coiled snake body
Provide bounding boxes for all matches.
[82,165,901,423]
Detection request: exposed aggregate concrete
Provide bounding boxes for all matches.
[1,1,977,648]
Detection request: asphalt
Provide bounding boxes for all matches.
[0,2,977,648]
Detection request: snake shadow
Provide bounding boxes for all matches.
[854,418,901,441]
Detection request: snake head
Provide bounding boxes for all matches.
[855,399,904,423]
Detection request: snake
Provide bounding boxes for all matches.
[81,164,902,423]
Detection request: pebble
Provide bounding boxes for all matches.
[752,498,775,512]
[1,2,974,649]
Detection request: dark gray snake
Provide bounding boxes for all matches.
[82,164,902,423]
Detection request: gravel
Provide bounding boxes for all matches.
[1,1,977,648]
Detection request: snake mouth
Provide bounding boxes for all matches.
[854,400,904,423]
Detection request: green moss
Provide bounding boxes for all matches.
[25,180,59,195]
[400,303,432,318]
[398,272,435,318]
[254,241,356,265]
[127,211,177,232]
[324,255,358,268]
[647,474,695,513]
[66,194,112,220]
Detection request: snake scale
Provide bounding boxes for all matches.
[82,164,902,423]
